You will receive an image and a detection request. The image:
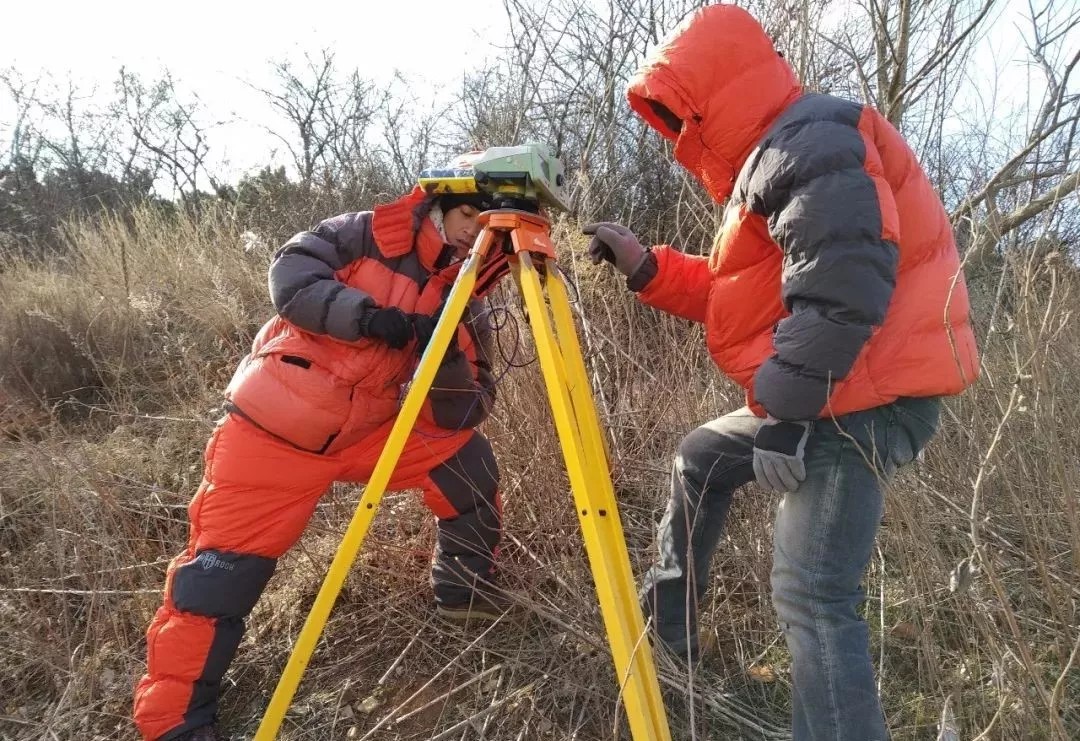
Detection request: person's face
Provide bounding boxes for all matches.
[443,204,483,257]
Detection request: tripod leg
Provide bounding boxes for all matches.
[253,228,496,741]
[514,253,671,741]
[542,261,669,737]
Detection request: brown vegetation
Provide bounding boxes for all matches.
[2,0,1077,738]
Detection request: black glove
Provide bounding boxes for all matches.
[361,307,413,349]
[410,313,437,353]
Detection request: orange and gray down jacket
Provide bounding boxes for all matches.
[624,5,979,419]
[224,187,496,453]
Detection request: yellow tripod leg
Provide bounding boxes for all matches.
[543,261,669,738]
[515,254,671,741]
[253,229,495,741]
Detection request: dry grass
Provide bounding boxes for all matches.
[0,209,1077,740]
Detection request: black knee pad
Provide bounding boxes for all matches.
[172,550,276,618]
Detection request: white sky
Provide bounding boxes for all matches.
[2,0,509,181]
[2,0,1073,188]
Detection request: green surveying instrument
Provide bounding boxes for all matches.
[255,142,671,740]
[417,142,572,212]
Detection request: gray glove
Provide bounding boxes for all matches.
[582,222,650,277]
[753,417,813,492]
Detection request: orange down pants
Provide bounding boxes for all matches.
[133,412,501,740]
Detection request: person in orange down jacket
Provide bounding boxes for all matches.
[584,6,979,740]
[134,186,509,741]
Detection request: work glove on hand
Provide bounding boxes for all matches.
[753,417,813,493]
[361,307,413,349]
[410,314,437,354]
[410,300,461,357]
[582,222,650,278]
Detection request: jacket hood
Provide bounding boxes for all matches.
[627,5,801,202]
[371,186,449,272]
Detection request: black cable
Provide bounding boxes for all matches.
[406,287,534,440]
[557,265,583,308]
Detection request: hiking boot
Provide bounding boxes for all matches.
[169,724,226,741]
[436,590,512,621]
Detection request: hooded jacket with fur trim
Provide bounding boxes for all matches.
[626,5,979,419]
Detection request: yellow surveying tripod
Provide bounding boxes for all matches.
[254,206,671,741]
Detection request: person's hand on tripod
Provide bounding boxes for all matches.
[409,305,460,357]
[410,313,438,354]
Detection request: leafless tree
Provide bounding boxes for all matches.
[116,68,223,208]
[0,69,46,177]
[450,0,717,248]
[952,1,1079,264]
[253,52,383,188]
[378,80,444,194]
[816,0,1077,265]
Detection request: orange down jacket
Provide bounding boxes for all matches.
[625,5,979,420]
[224,188,496,453]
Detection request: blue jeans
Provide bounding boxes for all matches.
[640,397,941,741]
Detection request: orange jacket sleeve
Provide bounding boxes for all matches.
[634,244,712,323]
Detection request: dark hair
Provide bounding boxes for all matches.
[439,192,494,213]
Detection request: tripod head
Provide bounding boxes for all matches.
[418,142,570,214]
[488,193,541,214]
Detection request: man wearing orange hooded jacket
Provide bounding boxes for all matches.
[134,188,507,741]
[585,6,978,739]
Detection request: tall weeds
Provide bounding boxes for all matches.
[0,211,1076,739]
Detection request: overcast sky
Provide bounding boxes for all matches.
[2,0,1071,188]
[2,0,509,180]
